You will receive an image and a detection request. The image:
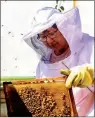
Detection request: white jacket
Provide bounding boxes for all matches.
[23,7,94,116]
[36,33,94,116]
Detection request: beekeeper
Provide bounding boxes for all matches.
[23,7,94,116]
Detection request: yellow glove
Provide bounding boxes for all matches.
[60,65,94,88]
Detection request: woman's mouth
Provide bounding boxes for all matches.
[49,44,56,49]
[49,42,58,48]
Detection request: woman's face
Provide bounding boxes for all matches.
[39,25,69,55]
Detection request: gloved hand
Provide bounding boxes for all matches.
[60,65,94,88]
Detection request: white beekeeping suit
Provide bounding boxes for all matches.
[23,7,94,116]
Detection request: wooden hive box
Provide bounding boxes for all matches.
[3,76,78,117]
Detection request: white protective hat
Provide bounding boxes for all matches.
[23,7,83,62]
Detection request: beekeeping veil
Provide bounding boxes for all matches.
[23,7,83,63]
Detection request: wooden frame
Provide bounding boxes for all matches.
[3,76,78,117]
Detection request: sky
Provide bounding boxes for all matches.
[1,1,94,76]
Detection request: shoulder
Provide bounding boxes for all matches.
[81,33,94,51]
[78,33,94,63]
[82,33,94,44]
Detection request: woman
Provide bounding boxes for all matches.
[23,7,94,116]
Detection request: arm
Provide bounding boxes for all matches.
[60,38,94,88]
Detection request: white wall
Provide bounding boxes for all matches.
[1,1,94,76]
[77,1,94,36]
[1,1,56,76]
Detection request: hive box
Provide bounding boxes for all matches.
[3,76,78,117]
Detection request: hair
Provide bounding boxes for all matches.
[52,23,57,29]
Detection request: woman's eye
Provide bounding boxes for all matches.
[43,36,46,38]
[49,33,54,36]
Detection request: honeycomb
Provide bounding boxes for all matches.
[13,77,76,117]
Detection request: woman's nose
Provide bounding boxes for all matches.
[46,37,54,43]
